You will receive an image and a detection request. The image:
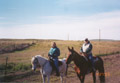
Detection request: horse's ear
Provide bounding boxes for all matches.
[72,47,74,50]
[68,46,71,51]
[34,56,37,59]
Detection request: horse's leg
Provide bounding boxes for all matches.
[60,73,63,83]
[40,69,45,83]
[62,69,67,83]
[77,73,85,83]
[76,73,81,81]
[64,73,66,83]
[47,75,50,83]
[92,72,96,83]
[42,75,46,83]
[79,74,85,83]
[97,57,105,83]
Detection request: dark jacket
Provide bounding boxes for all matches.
[48,47,60,59]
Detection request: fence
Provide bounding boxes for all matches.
[0,56,32,82]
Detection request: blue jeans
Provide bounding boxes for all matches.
[88,53,94,67]
[53,58,59,72]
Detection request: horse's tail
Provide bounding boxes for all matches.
[65,64,68,76]
[98,57,105,83]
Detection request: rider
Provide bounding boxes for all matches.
[80,38,95,71]
[48,42,60,76]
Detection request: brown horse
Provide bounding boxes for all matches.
[66,47,105,83]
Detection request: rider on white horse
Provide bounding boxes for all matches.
[31,55,67,83]
[48,42,60,76]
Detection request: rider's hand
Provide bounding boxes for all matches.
[82,52,87,56]
[48,54,51,56]
[79,52,82,55]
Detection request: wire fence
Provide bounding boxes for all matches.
[0,56,32,82]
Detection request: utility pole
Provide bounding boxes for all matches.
[99,29,101,54]
[99,29,101,42]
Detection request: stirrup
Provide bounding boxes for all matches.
[92,67,96,72]
[56,72,60,76]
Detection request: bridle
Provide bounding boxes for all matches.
[35,57,48,68]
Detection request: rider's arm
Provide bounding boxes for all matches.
[48,53,50,56]
[48,48,53,56]
[56,48,60,56]
[53,48,60,57]
[80,47,83,53]
[86,44,92,53]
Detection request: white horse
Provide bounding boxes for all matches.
[31,55,67,83]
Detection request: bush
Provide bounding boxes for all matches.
[14,63,31,71]
[0,63,32,74]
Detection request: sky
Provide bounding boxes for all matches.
[0,0,120,40]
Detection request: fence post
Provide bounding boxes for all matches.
[5,57,8,76]
[13,63,15,76]
[65,53,66,58]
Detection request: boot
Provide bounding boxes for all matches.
[56,69,60,76]
[88,60,95,71]
[54,65,60,76]
[92,67,96,72]
[87,57,95,72]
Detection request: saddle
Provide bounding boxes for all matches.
[82,54,99,62]
[49,59,63,70]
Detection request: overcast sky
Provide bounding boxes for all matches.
[0,0,120,40]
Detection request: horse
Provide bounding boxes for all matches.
[66,47,105,83]
[31,55,67,83]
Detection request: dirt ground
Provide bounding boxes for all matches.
[64,54,120,83]
[12,54,120,83]
[56,54,120,83]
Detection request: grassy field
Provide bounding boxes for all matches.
[0,39,120,82]
[0,39,120,64]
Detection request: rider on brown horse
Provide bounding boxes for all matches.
[80,38,95,71]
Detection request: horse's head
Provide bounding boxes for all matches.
[66,47,75,64]
[31,56,40,71]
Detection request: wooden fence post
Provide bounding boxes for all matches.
[5,57,8,76]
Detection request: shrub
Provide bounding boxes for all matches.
[0,63,32,74]
[14,63,31,71]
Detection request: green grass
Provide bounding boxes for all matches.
[0,63,31,76]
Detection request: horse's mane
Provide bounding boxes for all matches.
[72,50,83,58]
[72,49,85,64]
[35,55,48,60]
[34,55,67,62]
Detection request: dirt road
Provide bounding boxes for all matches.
[13,54,120,83]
